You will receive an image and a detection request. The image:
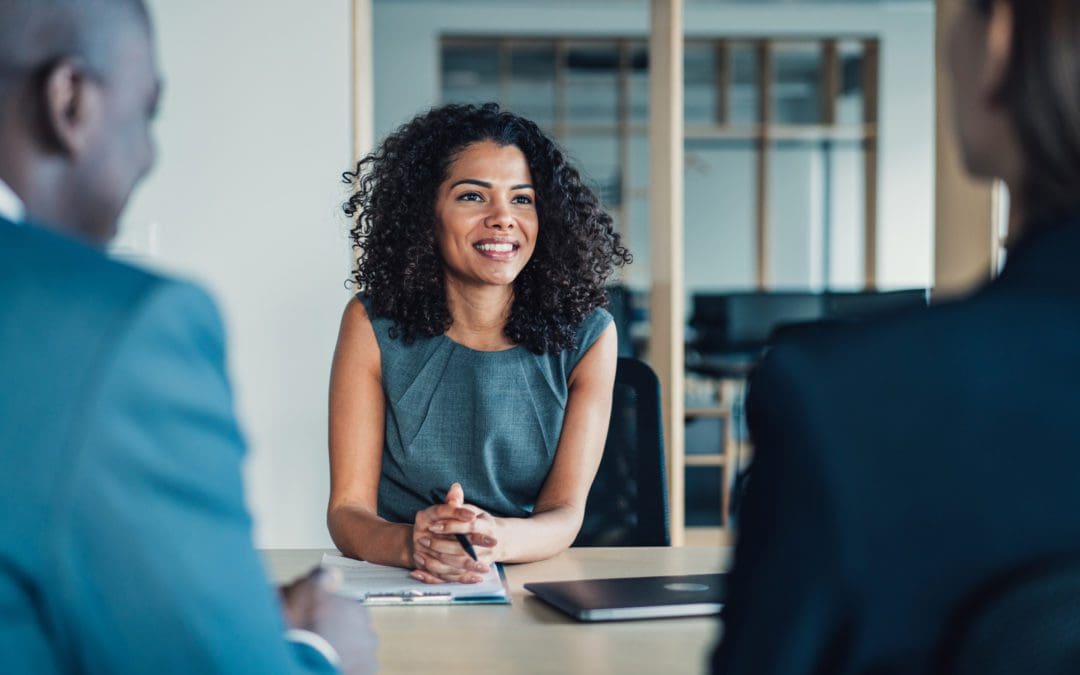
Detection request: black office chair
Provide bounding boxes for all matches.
[937,555,1080,674]
[573,357,670,547]
[605,284,637,358]
[689,291,825,357]
[824,288,930,322]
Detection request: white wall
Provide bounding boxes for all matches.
[117,0,353,548]
[374,0,936,290]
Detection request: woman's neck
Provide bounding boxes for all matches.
[443,277,516,351]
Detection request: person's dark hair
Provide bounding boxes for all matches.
[974,0,1080,220]
[343,103,632,354]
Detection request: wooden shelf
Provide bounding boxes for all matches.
[684,526,735,548]
[685,407,729,419]
[685,454,725,467]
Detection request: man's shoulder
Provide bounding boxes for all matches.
[0,219,219,336]
[0,219,222,397]
[1,218,165,312]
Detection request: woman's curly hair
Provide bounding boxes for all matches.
[343,102,632,354]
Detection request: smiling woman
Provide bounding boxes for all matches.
[328,103,632,584]
[434,141,540,307]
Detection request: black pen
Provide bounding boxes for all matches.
[429,489,479,561]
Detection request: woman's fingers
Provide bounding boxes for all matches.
[426,505,476,523]
[409,569,443,584]
[415,504,475,527]
[430,515,492,536]
[466,532,498,548]
[420,534,489,558]
[413,493,494,583]
[415,541,489,573]
[413,551,484,583]
[427,529,497,550]
[447,482,465,507]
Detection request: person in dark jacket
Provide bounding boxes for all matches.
[713,1,1080,673]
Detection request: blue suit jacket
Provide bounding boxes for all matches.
[0,218,335,673]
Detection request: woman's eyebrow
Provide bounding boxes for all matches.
[450,179,534,190]
[451,179,491,189]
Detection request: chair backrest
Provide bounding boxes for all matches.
[937,555,1080,675]
[823,288,929,322]
[690,291,824,354]
[573,357,670,547]
[689,289,930,356]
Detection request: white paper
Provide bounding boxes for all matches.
[320,553,506,600]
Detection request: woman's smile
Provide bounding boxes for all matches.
[473,237,520,261]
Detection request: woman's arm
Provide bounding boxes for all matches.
[326,297,413,568]
[498,320,618,561]
[412,322,618,582]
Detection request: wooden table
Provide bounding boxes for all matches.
[264,547,730,675]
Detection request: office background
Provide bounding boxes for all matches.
[115,0,935,548]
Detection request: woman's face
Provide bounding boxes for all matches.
[434,140,539,289]
[947,0,1017,182]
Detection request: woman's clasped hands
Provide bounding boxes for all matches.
[410,482,500,584]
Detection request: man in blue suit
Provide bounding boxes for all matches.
[0,1,375,672]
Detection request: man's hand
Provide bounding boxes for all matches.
[280,567,378,675]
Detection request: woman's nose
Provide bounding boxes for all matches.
[484,202,515,230]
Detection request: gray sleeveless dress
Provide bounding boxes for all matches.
[360,295,612,523]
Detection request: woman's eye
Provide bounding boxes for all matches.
[512,195,534,205]
[458,192,483,202]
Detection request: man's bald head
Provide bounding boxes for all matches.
[0,0,150,96]
[0,0,159,245]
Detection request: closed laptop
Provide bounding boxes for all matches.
[525,573,726,622]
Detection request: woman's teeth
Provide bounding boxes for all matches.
[475,243,515,252]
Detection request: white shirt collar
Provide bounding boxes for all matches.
[0,177,25,224]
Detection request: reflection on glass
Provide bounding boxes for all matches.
[772,42,821,125]
[685,42,716,125]
[441,44,499,105]
[509,45,556,127]
[566,43,619,124]
[684,139,757,290]
[765,139,868,289]
[729,43,759,125]
[837,41,866,126]
[825,142,866,288]
[625,133,650,287]
[628,44,649,124]
[564,133,621,207]
[766,140,825,288]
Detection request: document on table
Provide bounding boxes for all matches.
[320,553,511,605]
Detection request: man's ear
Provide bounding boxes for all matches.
[41,58,102,157]
[983,0,1015,105]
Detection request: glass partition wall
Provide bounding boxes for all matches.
[441,36,880,531]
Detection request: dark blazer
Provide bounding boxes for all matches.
[0,218,334,673]
[713,213,1080,674]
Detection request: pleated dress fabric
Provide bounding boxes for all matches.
[360,294,612,523]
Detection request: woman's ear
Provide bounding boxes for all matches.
[982,0,1015,105]
[40,57,103,157]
